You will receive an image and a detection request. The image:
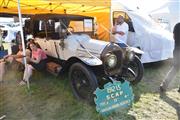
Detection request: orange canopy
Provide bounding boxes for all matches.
[0,0,110,14]
[0,0,111,41]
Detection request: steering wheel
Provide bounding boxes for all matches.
[67,26,74,33]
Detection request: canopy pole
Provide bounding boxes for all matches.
[17,0,30,90]
[109,0,112,42]
[0,29,3,49]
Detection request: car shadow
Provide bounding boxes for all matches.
[132,59,175,102]
[108,112,136,120]
[160,93,180,120]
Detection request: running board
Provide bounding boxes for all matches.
[46,62,62,76]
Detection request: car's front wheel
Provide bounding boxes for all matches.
[122,55,144,85]
[69,63,98,104]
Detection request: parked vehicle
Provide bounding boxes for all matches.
[0,24,19,42]
[25,14,144,103]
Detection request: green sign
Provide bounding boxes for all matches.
[94,80,134,115]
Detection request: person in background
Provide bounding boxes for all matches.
[19,42,47,85]
[0,28,4,51]
[0,44,31,81]
[112,15,129,44]
[15,31,21,45]
[160,22,180,93]
[11,40,19,55]
[26,38,41,49]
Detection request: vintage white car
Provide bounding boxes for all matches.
[25,14,144,103]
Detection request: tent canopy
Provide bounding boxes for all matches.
[0,0,110,14]
[0,0,111,41]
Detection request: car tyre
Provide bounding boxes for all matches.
[69,63,98,104]
[124,55,144,85]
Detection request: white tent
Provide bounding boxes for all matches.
[114,0,180,32]
[111,0,174,63]
[149,0,180,32]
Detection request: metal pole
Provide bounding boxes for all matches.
[17,0,30,90]
[109,0,112,41]
[0,29,3,48]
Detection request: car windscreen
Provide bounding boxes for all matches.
[34,18,94,39]
[69,19,93,32]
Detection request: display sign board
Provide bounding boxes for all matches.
[94,80,134,116]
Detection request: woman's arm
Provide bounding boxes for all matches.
[30,55,41,64]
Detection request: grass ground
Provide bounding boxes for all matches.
[0,59,180,120]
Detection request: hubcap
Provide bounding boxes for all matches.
[71,69,92,100]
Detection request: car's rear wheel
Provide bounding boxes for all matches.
[69,63,98,104]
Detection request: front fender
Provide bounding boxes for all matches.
[130,47,144,54]
[78,56,102,66]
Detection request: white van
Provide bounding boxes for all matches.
[0,25,19,42]
[111,6,174,63]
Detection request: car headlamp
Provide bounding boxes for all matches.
[128,52,135,61]
[105,53,117,68]
[101,43,124,76]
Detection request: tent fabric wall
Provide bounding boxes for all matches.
[0,0,111,41]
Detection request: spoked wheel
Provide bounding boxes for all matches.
[69,63,98,104]
[123,56,144,85]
